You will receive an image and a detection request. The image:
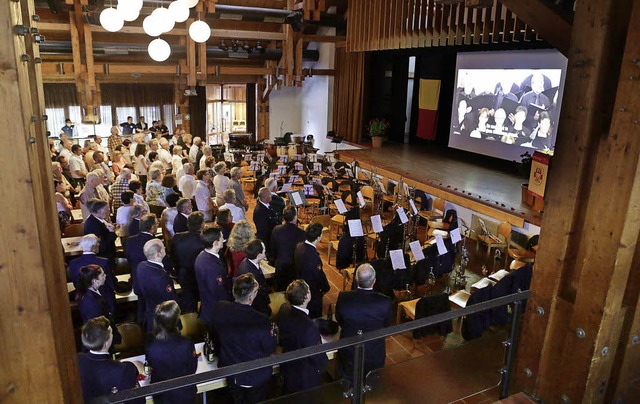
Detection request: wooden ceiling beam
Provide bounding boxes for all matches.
[211,28,286,40]
[497,0,571,55]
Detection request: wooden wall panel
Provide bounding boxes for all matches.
[332,48,364,144]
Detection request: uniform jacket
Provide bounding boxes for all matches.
[253,201,279,255]
[294,242,330,318]
[68,253,116,313]
[237,258,271,317]
[270,222,305,287]
[77,352,141,404]
[134,261,179,333]
[84,214,117,262]
[146,333,198,403]
[194,250,232,325]
[172,213,188,234]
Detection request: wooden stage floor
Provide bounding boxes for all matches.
[339,143,543,227]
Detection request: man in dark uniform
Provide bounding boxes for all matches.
[134,239,179,333]
[277,279,328,394]
[211,274,277,403]
[253,187,280,257]
[124,214,160,280]
[294,223,330,318]
[77,317,142,404]
[194,226,232,346]
[170,211,205,313]
[84,199,117,269]
[172,198,192,234]
[120,116,136,135]
[270,206,306,291]
[158,119,169,135]
[237,239,271,317]
[265,177,286,222]
[60,118,74,137]
[135,116,149,134]
[336,263,391,386]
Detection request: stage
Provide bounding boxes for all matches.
[338,143,543,227]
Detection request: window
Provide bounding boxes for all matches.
[206,84,247,135]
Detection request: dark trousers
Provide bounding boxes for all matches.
[178,268,199,313]
[228,381,268,404]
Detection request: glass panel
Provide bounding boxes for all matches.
[363,332,504,403]
[223,84,246,101]
[68,106,83,126]
[206,84,222,101]
[100,105,112,126]
[139,106,160,122]
[116,107,136,125]
[264,379,350,404]
[46,107,66,136]
[162,104,174,133]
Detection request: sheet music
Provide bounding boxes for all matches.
[374,178,386,194]
[288,175,298,183]
[450,228,462,244]
[280,155,289,163]
[409,199,418,215]
[269,172,279,180]
[489,269,510,282]
[224,152,234,163]
[409,240,425,262]
[435,235,447,255]
[303,184,314,196]
[308,154,317,162]
[256,153,265,162]
[294,154,303,161]
[279,183,291,193]
[278,166,287,175]
[472,278,496,289]
[334,199,347,214]
[357,191,365,208]
[250,161,260,171]
[397,207,409,224]
[449,290,471,308]
[371,215,383,233]
[244,153,252,161]
[389,249,406,270]
[294,162,303,171]
[291,191,303,206]
[313,162,322,172]
[347,219,364,237]
[346,168,354,178]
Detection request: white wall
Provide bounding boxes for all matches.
[268,86,302,137]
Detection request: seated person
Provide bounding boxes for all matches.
[146,300,197,403]
[77,317,141,403]
[336,224,367,270]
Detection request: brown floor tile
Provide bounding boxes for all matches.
[393,332,416,351]
[384,356,395,366]
[384,337,406,355]
[387,349,414,364]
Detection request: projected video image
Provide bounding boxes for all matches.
[452,69,561,154]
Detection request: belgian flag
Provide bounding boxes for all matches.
[416,79,441,140]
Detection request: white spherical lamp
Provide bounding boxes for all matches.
[185,0,199,8]
[117,0,143,22]
[99,7,124,32]
[168,0,190,23]
[143,15,163,37]
[189,20,211,43]
[148,38,171,62]
[152,7,175,34]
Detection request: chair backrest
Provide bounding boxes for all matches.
[149,204,165,218]
[360,185,374,200]
[179,312,207,342]
[497,222,512,244]
[433,197,446,213]
[64,223,85,237]
[113,323,144,357]
[268,292,287,321]
[241,165,255,178]
[311,214,331,227]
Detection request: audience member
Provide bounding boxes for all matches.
[228,167,249,211]
[170,212,205,313]
[111,168,132,213]
[54,180,73,231]
[172,146,184,178]
[134,143,149,187]
[157,138,173,173]
[265,178,286,222]
[253,187,279,257]
[125,214,160,279]
[189,136,202,164]
[178,163,196,199]
[146,169,167,207]
[270,206,306,290]
[129,180,149,213]
[128,204,147,237]
[226,220,255,279]
[219,189,246,223]
[236,239,271,316]
[69,144,87,186]
[115,190,135,237]
[294,223,329,318]
[199,145,213,170]
[76,265,119,345]
[84,199,117,267]
[212,162,229,207]
[215,208,234,243]
[161,192,180,238]
[107,126,122,157]
[194,169,215,221]
[172,198,192,234]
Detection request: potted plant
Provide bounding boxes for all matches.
[367,118,389,149]
[516,152,536,207]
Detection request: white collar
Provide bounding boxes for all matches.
[292,305,309,315]
[148,260,164,268]
[82,252,95,255]
[181,212,189,218]
[249,258,261,268]
[358,287,374,291]
[142,231,154,236]
[89,350,109,356]
[205,249,220,258]
[259,200,270,209]
[304,240,316,249]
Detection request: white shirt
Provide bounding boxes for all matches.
[292,305,310,315]
[134,154,147,176]
[69,154,86,178]
[133,193,149,212]
[59,148,72,161]
[158,148,172,170]
[195,180,212,213]
[178,175,197,199]
[172,155,184,177]
[213,174,229,198]
[161,207,178,237]
[304,240,316,249]
[116,205,132,236]
[189,145,200,164]
[220,203,246,223]
[96,143,109,157]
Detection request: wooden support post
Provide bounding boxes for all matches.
[186,19,197,88]
[1,1,81,402]
[514,0,639,401]
[257,78,270,141]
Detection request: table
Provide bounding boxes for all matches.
[259,260,275,279]
[62,228,162,257]
[71,209,83,223]
[67,274,181,305]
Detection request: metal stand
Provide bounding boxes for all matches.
[499,299,523,398]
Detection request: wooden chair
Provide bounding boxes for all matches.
[476,220,509,256]
[342,266,356,290]
[63,223,84,237]
[330,214,345,240]
[498,226,537,266]
[179,312,207,342]
[418,197,445,221]
[327,240,340,265]
[148,204,165,219]
[309,214,331,239]
[268,292,287,321]
[113,323,145,358]
[360,185,375,210]
[240,165,257,192]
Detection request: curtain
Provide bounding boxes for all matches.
[332,48,365,143]
[246,83,256,138]
[101,83,175,126]
[189,85,207,140]
[43,83,78,136]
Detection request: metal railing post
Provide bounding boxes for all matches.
[500,299,523,399]
[352,343,366,404]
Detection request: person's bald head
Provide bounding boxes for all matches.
[143,239,165,261]
[356,263,376,289]
[258,187,271,203]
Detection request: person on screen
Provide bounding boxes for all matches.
[502,106,531,145]
[485,108,509,140]
[470,108,490,139]
[525,112,554,152]
[519,73,550,127]
[452,99,474,137]
[456,72,476,105]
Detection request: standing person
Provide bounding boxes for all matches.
[107,125,122,157]
[158,138,173,173]
[136,116,149,134]
[54,180,72,231]
[134,143,149,188]
[253,187,280,257]
[172,145,184,178]
[178,163,196,200]
[172,197,192,234]
[124,214,160,278]
[77,317,141,404]
[146,169,167,207]
[129,179,149,213]
[78,173,102,221]
[335,264,391,385]
[60,118,74,137]
[134,239,179,333]
[211,274,277,403]
[110,168,132,214]
[171,212,205,313]
[277,279,328,394]
[236,239,271,316]
[226,220,255,279]
[75,264,120,346]
[294,223,329,318]
[195,226,232,344]
[115,190,135,238]
[270,206,306,290]
[189,136,202,164]
[212,162,229,207]
[194,169,215,221]
[146,300,198,404]
[84,199,117,267]
[228,167,248,212]
[69,144,87,186]
[265,178,285,222]
[219,189,246,223]
[120,116,136,135]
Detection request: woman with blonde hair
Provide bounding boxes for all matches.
[225,219,255,278]
[212,161,229,207]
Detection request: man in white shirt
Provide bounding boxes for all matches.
[194,169,215,221]
[69,144,87,185]
[178,163,197,199]
[115,190,135,237]
[158,138,173,172]
[219,189,246,223]
[189,137,202,164]
[94,135,109,157]
[59,139,73,161]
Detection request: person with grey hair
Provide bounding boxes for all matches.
[219,188,246,223]
[125,213,161,279]
[253,187,280,256]
[127,203,148,237]
[195,169,215,221]
[211,273,277,403]
[84,198,117,268]
[134,239,179,332]
[146,168,167,207]
[172,145,184,178]
[199,145,213,170]
[178,162,196,199]
[228,166,248,211]
[158,138,173,173]
[265,177,286,221]
[277,279,328,394]
[78,172,102,220]
[212,161,229,207]
[335,263,391,385]
[189,136,202,164]
[172,197,193,234]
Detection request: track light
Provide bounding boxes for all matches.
[231,40,239,52]
[219,40,228,51]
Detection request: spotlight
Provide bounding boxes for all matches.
[255,41,265,53]
[242,42,253,53]
[231,40,239,52]
[219,40,228,51]
[284,11,304,32]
